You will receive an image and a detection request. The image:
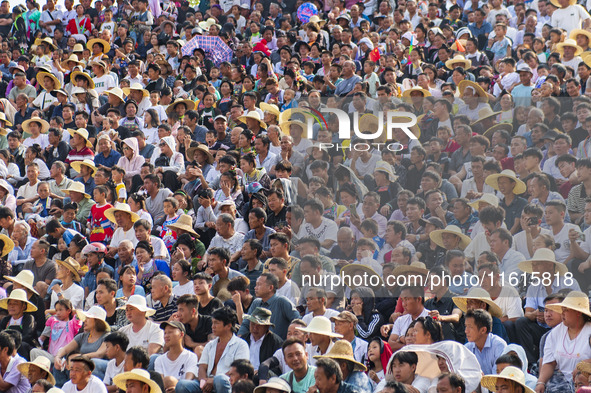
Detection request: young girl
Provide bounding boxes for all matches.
[116,265,146,299]
[160,197,181,251]
[52,238,69,262]
[238,129,256,156]
[197,92,220,131]
[142,108,160,145]
[88,185,114,244]
[128,193,153,225]
[0,289,39,358]
[366,338,393,387]
[39,299,83,361]
[171,259,195,296]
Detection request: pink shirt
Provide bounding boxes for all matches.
[46,316,83,356]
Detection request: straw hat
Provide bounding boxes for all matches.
[104,203,140,224]
[260,102,281,118]
[0,288,38,312]
[166,98,196,116]
[122,83,149,98]
[392,261,429,276]
[279,120,306,136]
[452,287,503,318]
[373,160,398,182]
[37,71,61,91]
[187,144,214,164]
[37,36,56,50]
[105,87,126,101]
[198,17,217,31]
[56,257,82,282]
[62,181,91,199]
[22,117,49,134]
[0,112,12,127]
[549,0,576,8]
[481,366,535,393]
[471,106,501,126]
[118,294,156,316]
[61,54,84,69]
[518,248,568,276]
[70,159,97,176]
[429,225,471,250]
[114,369,162,393]
[254,378,292,393]
[165,214,199,237]
[445,54,471,70]
[17,356,55,385]
[67,128,93,148]
[76,305,111,332]
[556,39,583,56]
[0,234,14,258]
[296,316,343,338]
[340,263,384,291]
[4,270,39,295]
[402,86,432,98]
[468,193,499,210]
[390,115,421,139]
[458,80,488,102]
[314,340,367,372]
[70,71,96,89]
[485,170,527,195]
[87,38,111,54]
[89,60,108,73]
[72,43,84,52]
[358,113,383,138]
[482,122,514,140]
[306,14,327,26]
[576,361,591,375]
[244,307,275,326]
[546,290,591,317]
[571,29,591,43]
[238,111,268,129]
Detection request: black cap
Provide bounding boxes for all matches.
[160,320,186,333]
[419,217,445,229]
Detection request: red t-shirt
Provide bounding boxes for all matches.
[88,203,114,243]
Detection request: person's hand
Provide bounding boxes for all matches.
[568,228,580,243]
[536,310,545,324]
[428,310,440,320]
[351,303,363,316]
[232,291,241,306]
[368,370,380,384]
[579,259,591,273]
[380,205,392,217]
[54,356,63,371]
[220,180,231,196]
[407,234,417,243]
[171,248,184,262]
[138,263,145,275]
[380,324,393,337]
[336,259,349,268]
[434,205,446,219]
[535,383,545,393]
[51,284,61,294]
[205,221,216,229]
[306,384,318,393]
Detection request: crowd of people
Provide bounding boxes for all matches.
[2,0,591,392]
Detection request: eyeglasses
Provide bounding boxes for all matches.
[159,143,166,147]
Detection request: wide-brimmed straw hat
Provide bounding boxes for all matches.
[279,120,306,136]
[429,225,471,250]
[468,193,499,210]
[482,122,513,140]
[104,203,140,224]
[187,144,214,164]
[576,361,591,375]
[389,115,421,139]
[17,356,55,385]
[402,86,432,98]
[70,159,97,176]
[61,54,84,69]
[471,107,501,127]
[0,288,38,312]
[0,112,12,128]
[570,29,591,43]
[458,80,488,102]
[122,83,149,98]
[518,248,568,276]
[4,270,39,295]
[166,98,196,116]
[314,340,367,371]
[238,111,267,129]
[453,287,503,318]
[260,102,281,118]
[62,181,91,199]
[114,369,162,393]
[253,378,291,393]
[56,257,82,282]
[89,60,108,73]
[556,38,583,56]
[67,128,93,148]
[22,117,49,134]
[70,71,96,89]
[306,14,326,27]
[392,261,429,276]
[166,214,199,237]
[87,38,111,54]
[445,54,471,70]
[340,263,384,291]
[0,234,14,258]
[105,87,125,101]
[549,0,576,8]
[485,170,527,195]
[373,160,398,182]
[244,307,274,326]
[296,316,343,338]
[546,290,591,317]
[481,366,535,393]
[76,305,111,332]
[37,71,61,91]
[118,294,156,316]
[37,36,56,50]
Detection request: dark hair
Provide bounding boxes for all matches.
[230,359,255,379]
[135,240,154,257]
[193,272,213,284]
[98,278,118,294]
[126,346,150,369]
[0,332,15,354]
[208,247,231,265]
[104,331,129,352]
[244,239,263,258]
[465,309,493,333]
[211,307,239,332]
[495,353,523,369]
[391,351,418,367]
[479,206,505,225]
[415,316,443,342]
[438,373,466,393]
[315,358,343,384]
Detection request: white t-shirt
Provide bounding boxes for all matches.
[513,228,552,259]
[103,359,125,386]
[119,320,165,351]
[303,309,340,326]
[173,281,195,297]
[492,285,524,319]
[553,223,581,263]
[62,375,107,393]
[391,308,430,337]
[40,9,63,36]
[51,283,84,310]
[33,91,57,110]
[93,74,116,94]
[155,349,199,380]
[292,138,313,155]
[110,227,138,248]
[551,5,590,34]
[23,134,50,149]
[544,322,591,375]
[578,226,591,254]
[276,280,300,305]
[297,218,338,248]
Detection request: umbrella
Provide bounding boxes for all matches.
[181,35,233,66]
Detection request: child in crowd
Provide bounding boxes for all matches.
[161,197,181,251]
[112,166,127,203]
[38,299,82,361]
[103,331,129,389]
[88,185,114,244]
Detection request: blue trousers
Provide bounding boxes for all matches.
[175,375,231,393]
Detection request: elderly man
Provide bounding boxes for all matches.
[107,203,139,257]
[63,181,96,223]
[114,240,137,282]
[239,307,283,372]
[17,356,55,389]
[7,221,36,269]
[22,239,56,297]
[62,356,107,393]
[48,161,74,199]
[147,275,178,323]
[279,136,305,176]
[16,164,41,206]
[331,312,368,364]
[119,295,165,355]
[315,340,372,393]
[209,214,245,256]
[335,60,362,96]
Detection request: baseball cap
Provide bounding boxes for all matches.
[330,311,358,324]
[160,320,186,333]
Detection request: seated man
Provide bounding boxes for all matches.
[239,307,283,372]
[464,309,507,375]
[154,321,198,392]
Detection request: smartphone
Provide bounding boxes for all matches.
[528,217,537,226]
[349,204,359,218]
[580,233,586,242]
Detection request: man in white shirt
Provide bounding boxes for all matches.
[478,263,524,322]
[386,286,429,351]
[302,288,340,326]
[489,228,526,278]
[103,331,128,390]
[119,295,164,356]
[545,200,581,263]
[62,356,107,393]
[297,199,338,250]
[512,204,550,259]
[154,321,198,389]
[39,0,63,37]
[331,311,368,364]
[267,257,300,305]
[551,0,591,34]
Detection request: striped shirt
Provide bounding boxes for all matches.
[567,183,590,216]
[149,294,178,323]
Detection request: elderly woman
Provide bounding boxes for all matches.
[117,137,145,187]
[135,241,170,294]
[133,219,169,261]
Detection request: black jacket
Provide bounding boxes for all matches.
[240,331,283,365]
